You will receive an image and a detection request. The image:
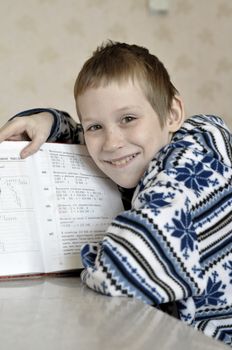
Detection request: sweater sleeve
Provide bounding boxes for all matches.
[11,108,85,145]
[80,178,205,306]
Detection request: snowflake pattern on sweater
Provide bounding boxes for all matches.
[14,109,232,346]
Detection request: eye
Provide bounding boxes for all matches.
[122,115,136,124]
[84,124,102,132]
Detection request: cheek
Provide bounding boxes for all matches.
[85,138,99,162]
[142,130,165,156]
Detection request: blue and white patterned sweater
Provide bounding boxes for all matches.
[13,110,232,345]
[80,115,232,345]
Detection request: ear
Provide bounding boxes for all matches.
[166,95,185,132]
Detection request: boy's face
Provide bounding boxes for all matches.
[78,80,181,188]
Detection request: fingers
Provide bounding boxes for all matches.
[20,135,45,159]
[0,114,54,159]
[0,118,26,142]
[5,134,29,141]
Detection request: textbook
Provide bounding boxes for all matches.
[0,141,123,278]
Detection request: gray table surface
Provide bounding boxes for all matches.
[0,277,228,350]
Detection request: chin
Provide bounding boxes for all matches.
[123,185,137,189]
[115,179,139,189]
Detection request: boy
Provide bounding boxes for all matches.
[0,41,232,346]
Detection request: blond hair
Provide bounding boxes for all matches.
[74,41,178,126]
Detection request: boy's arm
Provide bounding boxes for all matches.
[80,179,205,306]
[0,108,84,158]
[11,108,84,145]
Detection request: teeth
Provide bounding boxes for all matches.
[109,154,137,166]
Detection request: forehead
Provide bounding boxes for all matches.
[77,80,148,117]
[78,79,146,104]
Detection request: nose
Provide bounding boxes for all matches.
[102,128,124,152]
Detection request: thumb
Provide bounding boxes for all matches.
[20,137,44,159]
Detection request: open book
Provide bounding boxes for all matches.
[0,141,123,278]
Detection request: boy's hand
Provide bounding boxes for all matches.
[0,112,54,159]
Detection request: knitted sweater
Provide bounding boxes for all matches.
[14,109,232,345]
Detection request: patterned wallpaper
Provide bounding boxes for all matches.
[0,0,232,127]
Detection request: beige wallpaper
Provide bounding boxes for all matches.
[0,0,232,128]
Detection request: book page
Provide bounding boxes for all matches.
[30,142,124,272]
[0,141,123,276]
[0,143,45,276]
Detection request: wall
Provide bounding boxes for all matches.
[0,0,232,127]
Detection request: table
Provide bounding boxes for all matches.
[0,277,228,350]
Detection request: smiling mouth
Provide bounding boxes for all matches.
[104,153,139,167]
